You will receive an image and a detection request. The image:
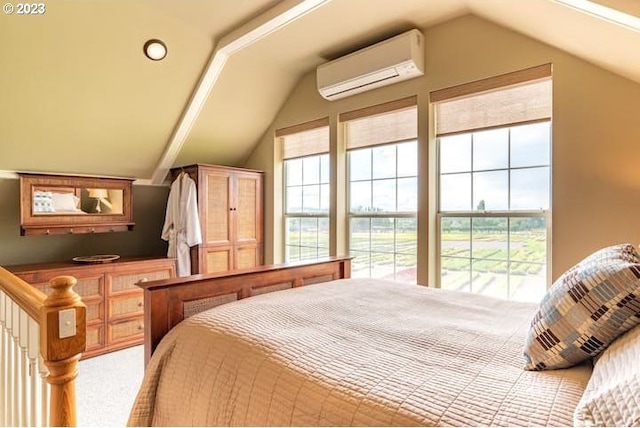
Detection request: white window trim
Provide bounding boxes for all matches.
[435,121,553,296]
[283,154,330,262]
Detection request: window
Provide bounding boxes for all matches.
[432,64,552,302]
[278,120,330,261]
[342,98,418,283]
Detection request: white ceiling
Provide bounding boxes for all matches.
[1,0,639,183]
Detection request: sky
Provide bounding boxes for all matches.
[285,121,550,214]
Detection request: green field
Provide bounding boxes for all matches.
[286,224,547,296]
[441,230,546,272]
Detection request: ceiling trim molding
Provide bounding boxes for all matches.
[555,0,640,31]
[0,169,163,187]
[150,0,332,185]
[0,170,18,179]
[133,178,167,186]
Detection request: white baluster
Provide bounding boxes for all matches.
[0,290,6,427]
[0,290,50,427]
[20,309,29,427]
[11,300,21,427]
[38,355,49,427]
[28,318,40,427]
[6,297,15,427]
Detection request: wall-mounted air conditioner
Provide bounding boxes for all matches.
[316,29,424,101]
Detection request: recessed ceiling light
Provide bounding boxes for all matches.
[555,0,640,31]
[144,39,167,61]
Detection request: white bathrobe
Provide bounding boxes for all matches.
[161,172,202,277]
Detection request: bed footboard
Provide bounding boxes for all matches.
[137,256,351,365]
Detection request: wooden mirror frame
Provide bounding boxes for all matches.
[19,173,135,236]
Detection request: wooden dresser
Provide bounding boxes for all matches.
[8,256,176,358]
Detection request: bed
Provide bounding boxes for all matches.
[128,249,640,427]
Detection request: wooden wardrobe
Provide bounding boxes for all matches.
[170,164,263,275]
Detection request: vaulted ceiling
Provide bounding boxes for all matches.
[2,0,640,183]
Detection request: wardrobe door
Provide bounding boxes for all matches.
[235,173,261,243]
[203,247,233,273]
[200,168,234,273]
[233,172,263,269]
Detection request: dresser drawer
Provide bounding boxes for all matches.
[108,269,172,295]
[33,275,103,299]
[107,316,144,344]
[84,298,104,324]
[108,293,143,319]
[86,324,105,353]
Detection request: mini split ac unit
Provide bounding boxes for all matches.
[317,29,424,101]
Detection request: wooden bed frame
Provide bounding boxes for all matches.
[137,256,351,365]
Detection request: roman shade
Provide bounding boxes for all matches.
[340,96,417,150]
[277,117,329,160]
[431,64,552,136]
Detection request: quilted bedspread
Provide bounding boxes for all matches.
[127,278,592,426]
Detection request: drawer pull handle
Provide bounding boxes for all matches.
[68,228,73,234]
[138,324,144,331]
[137,301,143,307]
[139,278,148,283]
[45,229,50,235]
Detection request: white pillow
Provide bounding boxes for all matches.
[51,192,80,212]
[574,323,640,426]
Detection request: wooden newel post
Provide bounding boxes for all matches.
[41,275,87,427]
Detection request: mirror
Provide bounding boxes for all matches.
[83,188,124,214]
[32,187,125,215]
[20,173,134,235]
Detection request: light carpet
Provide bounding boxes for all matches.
[76,345,144,427]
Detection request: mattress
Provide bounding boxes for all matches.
[127,278,592,426]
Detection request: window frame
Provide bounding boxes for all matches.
[283,152,330,262]
[431,65,553,301]
[345,132,419,282]
[277,118,331,263]
[435,121,552,300]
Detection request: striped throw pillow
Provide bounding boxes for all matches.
[523,243,640,370]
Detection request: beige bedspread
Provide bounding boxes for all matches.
[128,278,592,426]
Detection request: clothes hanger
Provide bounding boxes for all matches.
[175,168,185,181]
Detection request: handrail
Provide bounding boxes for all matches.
[0,267,45,321]
[0,267,86,427]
